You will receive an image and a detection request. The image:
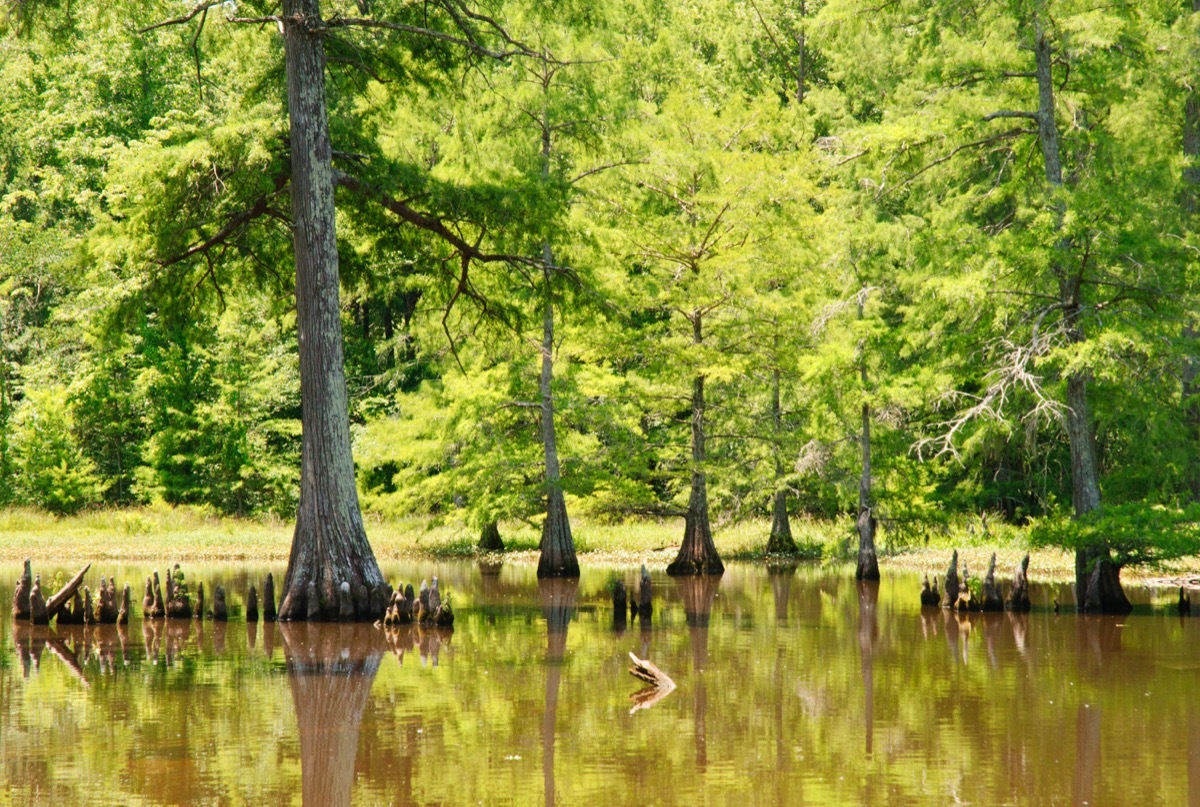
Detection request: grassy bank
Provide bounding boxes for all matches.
[0,506,1195,584]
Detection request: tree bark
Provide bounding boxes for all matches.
[479,519,504,552]
[795,1,807,105]
[669,312,725,575]
[1030,19,1124,611]
[856,300,879,581]
[536,93,578,580]
[277,0,389,620]
[767,368,797,554]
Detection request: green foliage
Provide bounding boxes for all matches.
[1029,503,1200,568]
[9,388,102,514]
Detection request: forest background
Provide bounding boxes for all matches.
[3,0,1200,571]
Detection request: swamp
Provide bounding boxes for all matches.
[3,559,1199,805]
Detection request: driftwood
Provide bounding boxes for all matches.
[45,563,91,622]
[628,652,676,714]
[263,573,277,622]
[942,551,960,608]
[981,554,1004,612]
[247,586,259,622]
[1007,554,1032,612]
[213,585,228,621]
[12,558,31,619]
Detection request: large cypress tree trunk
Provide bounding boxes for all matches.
[668,312,724,576]
[1030,20,1124,612]
[277,0,389,621]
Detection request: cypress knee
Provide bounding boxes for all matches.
[12,558,31,620]
[30,576,48,625]
[942,551,960,608]
[247,586,260,622]
[213,585,228,621]
[117,584,130,626]
[263,574,277,622]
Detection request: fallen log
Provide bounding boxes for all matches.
[628,652,676,714]
[45,564,91,622]
[628,651,675,689]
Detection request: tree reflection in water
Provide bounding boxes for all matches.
[857,580,878,758]
[280,623,386,807]
[675,574,721,771]
[539,578,579,807]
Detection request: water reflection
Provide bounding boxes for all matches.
[3,562,1199,805]
[539,578,578,807]
[281,622,385,807]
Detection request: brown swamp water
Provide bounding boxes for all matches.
[0,561,1198,806]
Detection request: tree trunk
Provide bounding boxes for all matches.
[1182,4,1200,501]
[537,250,579,578]
[669,312,724,575]
[795,1,806,105]
[278,0,389,621]
[766,367,798,554]
[1031,19,1123,611]
[856,301,879,581]
[536,92,578,579]
[479,519,504,552]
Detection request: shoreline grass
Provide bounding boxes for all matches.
[0,506,1195,587]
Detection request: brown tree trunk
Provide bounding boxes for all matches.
[537,253,579,578]
[277,0,389,620]
[1182,4,1200,502]
[535,92,578,580]
[1030,19,1123,611]
[856,301,879,580]
[479,519,504,552]
[795,0,807,105]
[669,313,725,575]
[766,367,798,554]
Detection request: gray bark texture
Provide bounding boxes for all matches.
[766,367,797,555]
[277,0,390,620]
[856,324,879,580]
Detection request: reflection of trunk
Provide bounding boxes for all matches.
[857,581,878,756]
[769,566,796,623]
[1189,716,1200,807]
[278,0,388,621]
[1072,703,1101,807]
[669,313,725,575]
[539,578,578,807]
[281,623,385,807]
[675,575,719,771]
[767,367,797,554]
